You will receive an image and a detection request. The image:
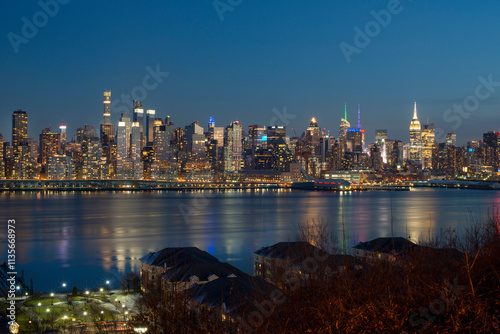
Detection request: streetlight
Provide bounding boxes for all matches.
[62,283,66,293]
[37,302,41,315]
[50,293,54,305]
[114,298,118,310]
[85,290,89,303]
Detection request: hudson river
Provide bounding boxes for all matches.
[1,188,499,292]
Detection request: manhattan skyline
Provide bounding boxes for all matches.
[1,1,500,145]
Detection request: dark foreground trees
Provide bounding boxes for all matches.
[133,211,500,333]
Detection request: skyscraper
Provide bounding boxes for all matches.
[103,90,111,123]
[409,101,422,166]
[422,123,435,169]
[100,91,115,166]
[224,121,242,172]
[59,123,67,147]
[40,128,61,176]
[12,110,28,149]
[339,104,350,139]
[306,118,321,156]
[145,109,156,145]
[133,101,144,148]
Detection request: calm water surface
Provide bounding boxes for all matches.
[0,188,499,292]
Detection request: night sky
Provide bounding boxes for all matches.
[1,0,499,145]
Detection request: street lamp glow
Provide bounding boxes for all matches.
[46,309,50,312]
[83,312,87,316]
[62,283,66,287]
[85,291,89,295]
[64,315,67,319]
[106,280,110,284]
[16,286,19,290]
[50,293,54,297]
[38,303,41,307]
[122,304,125,308]
[100,288,103,292]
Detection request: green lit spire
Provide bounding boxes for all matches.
[344,103,347,121]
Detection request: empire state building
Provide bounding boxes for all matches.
[409,101,422,166]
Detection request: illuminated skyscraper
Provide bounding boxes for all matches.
[133,101,144,148]
[375,130,388,164]
[59,123,67,147]
[145,109,156,145]
[422,123,435,169]
[131,122,143,179]
[39,128,61,169]
[306,118,321,156]
[12,110,28,149]
[339,104,350,139]
[100,91,115,166]
[224,121,242,172]
[409,101,422,166]
[103,90,111,123]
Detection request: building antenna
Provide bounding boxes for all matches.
[357,104,361,130]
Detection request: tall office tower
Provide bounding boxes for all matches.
[145,109,156,145]
[185,121,204,156]
[224,121,243,172]
[133,101,144,148]
[421,123,435,169]
[76,125,98,144]
[306,118,321,156]
[12,110,28,149]
[208,116,215,130]
[165,115,173,126]
[346,104,366,153]
[131,122,142,163]
[59,123,67,147]
[339,104,350,139]
[248,125,267,150]
[100,91,115,166]
[446,132,457,146]
[211,126,224,148]
[39,128,61,169]
[155,124,171,164]
[103,90,111,123]
[409,101,422,166]
[375,130,388,164]
[131,122,143,179]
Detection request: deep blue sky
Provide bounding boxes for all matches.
[1,0,499,145]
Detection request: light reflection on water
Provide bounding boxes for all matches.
[0,188,499,292]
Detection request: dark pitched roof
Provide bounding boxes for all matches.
[139,247,219,267]
[255,241,328,262]
[255,241,359,269]
[163,262,246,282]
[185,275,277,315]
[353,237,419,254]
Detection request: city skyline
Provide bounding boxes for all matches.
[1,1,500,145]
